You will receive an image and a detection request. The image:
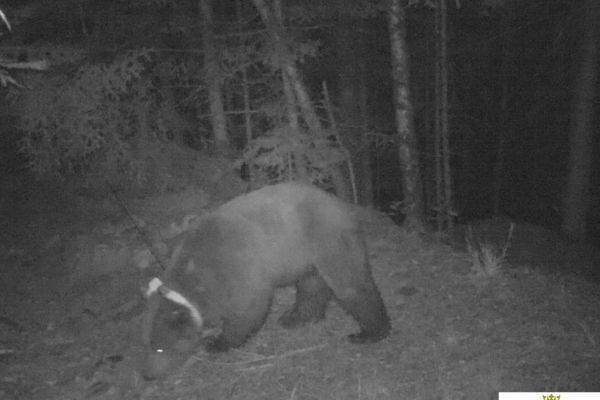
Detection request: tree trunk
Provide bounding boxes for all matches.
[562,0,600,241]
[435,0,452,231]
[336,20,372,205]
[388,0,423,229]
[358,60,374,205]
[199,0,228,155]
[423,30,435,220]
[492,5,514,217]
[251,0,321,131]
[434,34,443,234]
[251,0,352,200]
[433,0,452,232]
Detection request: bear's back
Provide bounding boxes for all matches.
[216,182,357,233]
[209,183,359,286]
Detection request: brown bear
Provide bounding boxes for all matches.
[141,182,391,379]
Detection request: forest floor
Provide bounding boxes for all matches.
[1,177,600,400]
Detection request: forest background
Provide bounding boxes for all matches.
[0,0,598,243]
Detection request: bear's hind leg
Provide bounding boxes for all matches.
[311,226,391,344]
[278,270,333,329]
[335,270,391,344]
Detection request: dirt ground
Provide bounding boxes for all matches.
[1,179,600,400]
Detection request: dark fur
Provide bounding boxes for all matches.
[142,183,390,379]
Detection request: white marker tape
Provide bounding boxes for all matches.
[146,277,163,297]
[146,277,203,329]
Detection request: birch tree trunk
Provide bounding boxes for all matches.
[250,0,352,200]
[562,0,600,241]
[251,0,321,131]
[388,0,423,229]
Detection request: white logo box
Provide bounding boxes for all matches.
[499,393,600,400]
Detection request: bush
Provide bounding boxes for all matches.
[242,125,347,188]
[16,49,150,184]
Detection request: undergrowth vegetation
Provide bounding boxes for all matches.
[16,50,151,183]
[11,46,347,193]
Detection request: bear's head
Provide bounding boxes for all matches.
[141,277,205,380]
